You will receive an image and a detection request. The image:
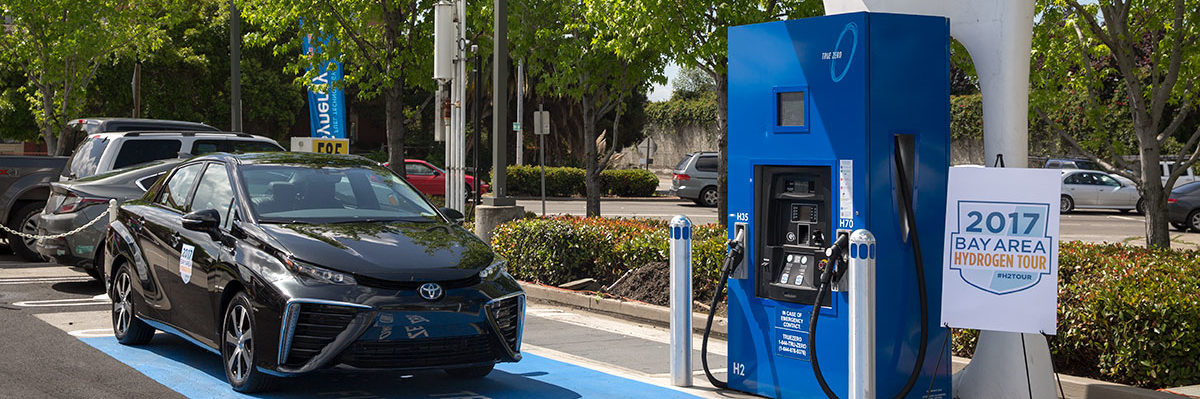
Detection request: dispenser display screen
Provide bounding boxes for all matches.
[777,92,806,127]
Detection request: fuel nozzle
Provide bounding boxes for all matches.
[820,233,851,284]
[725,229,747,271]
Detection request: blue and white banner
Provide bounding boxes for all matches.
[941,167,1061,334]
[303,34,347,139]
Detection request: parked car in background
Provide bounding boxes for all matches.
[1160,161,1200,187]
[1060,169,1145,213]
[0,156,70,260]
[104,152,524,392]
[670,152,719,207]
[36,159,182,279]
[1045,158,1103,171]
[1168,181,1200,232]
[63,131,283,182]
[383,159,490,199]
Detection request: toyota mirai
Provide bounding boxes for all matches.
[103,152,524,392]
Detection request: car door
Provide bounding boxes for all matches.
[137,162,215,339]
[692,155,719,186]
[182,162,238,342]
[1095,174,1136,208]
[404,162,442,196]
[1062,172,1098,206]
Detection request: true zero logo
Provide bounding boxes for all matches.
[949,201,1053,295]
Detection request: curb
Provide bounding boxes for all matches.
[510,196,686,203]
[520,282,1180,399]
[519,282,728,338]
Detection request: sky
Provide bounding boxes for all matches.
[647,62,681,102]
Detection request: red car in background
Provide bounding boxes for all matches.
[387,159,489,198]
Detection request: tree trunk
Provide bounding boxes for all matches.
[583,103,601,217]
[385,85,407,178]
[1138,141,1171,248]
[715,72,729,226]
[39,86,59,156]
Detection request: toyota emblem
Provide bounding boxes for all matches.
[418,283,444,301]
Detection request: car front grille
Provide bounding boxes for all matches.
[354,274,481,291]
[283,303,358,366]
[486,295,523,352]
[337,334,499,369]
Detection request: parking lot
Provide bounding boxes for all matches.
[0,249,740,399]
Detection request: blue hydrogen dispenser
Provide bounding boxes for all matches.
[702,12,953,399]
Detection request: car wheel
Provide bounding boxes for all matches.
[1190,210,1200,233]
[699,187,718,207]
[1136,198,1146,215]
[222,291,274,393]
[8,202,46,262]
[1060,195,1074,213]
[444,364,495,378]
[111,265,155,345]
[465,187,475,203]
[1172,222,1189,232]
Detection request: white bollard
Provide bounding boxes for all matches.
[108,199,118,224]
[669,215,693,387]
[847,229,877,399]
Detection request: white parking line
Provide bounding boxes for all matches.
[69,328,114,338]
[0,276,93,285]
[11,297,111,307]
[1109,215,1143,222]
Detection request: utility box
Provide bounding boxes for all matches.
[725,12,951,398]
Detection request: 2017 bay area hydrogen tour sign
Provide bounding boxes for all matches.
[941,167,1061,335]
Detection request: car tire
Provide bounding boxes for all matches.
[7,202,46,262]
[1172,222,1189,232]
[1060,195,1074,213]
[111,265,155,345]
[1136,198,1146,215]
[699,187,718,207]
[222,291,275,393]
[444,364,495,378]
[1189,210,1200,233]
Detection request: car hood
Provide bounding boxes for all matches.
[260,221,494,282]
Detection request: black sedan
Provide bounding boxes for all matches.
[103,152,524,392]
[1169,181,1200,232]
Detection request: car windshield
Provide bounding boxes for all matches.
[65,136,108,179]
[241,164,439,224]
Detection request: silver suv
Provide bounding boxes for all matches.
[670,152,719,206]
[61,131,282,181]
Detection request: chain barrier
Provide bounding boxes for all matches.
[0,200,116,240]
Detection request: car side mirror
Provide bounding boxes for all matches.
[182,209,220,235]
[440,207,465,224]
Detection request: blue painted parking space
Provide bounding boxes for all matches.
[80,334,701,399]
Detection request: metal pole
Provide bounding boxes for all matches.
[131,63,141,118]
[229,1,243,132]
[539,104,546,216]
[848,229,877,399]
[490,0,509,202]
[516,59,524,166]
[473,47,482,206]
[669,215,693,387]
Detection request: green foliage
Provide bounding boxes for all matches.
[645,91,717,129]
[953,242,1200,388]
[672,66,715,100]
[491,216,727,299]
[950,94,983,141]
[599,169,658,197]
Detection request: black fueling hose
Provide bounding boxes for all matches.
[701,231,745,389]
[809,144,932,399]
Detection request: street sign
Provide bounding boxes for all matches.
[534,111,551,135]
[290,137,350,154]
[513,122,521,131]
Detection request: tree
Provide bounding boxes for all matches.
[1032,0,1200,248]
[606,0,823,225]
[0,0,171,155]
[672,66,715,100]
[242,0,436,177]
[511,0,668,216]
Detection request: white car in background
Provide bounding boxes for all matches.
[1060,169,1144,214]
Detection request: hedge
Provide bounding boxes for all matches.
[490,216,727,299]
[503,165,659,197]
[954,242,1200,389]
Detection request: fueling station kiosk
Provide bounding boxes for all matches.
[719,12,952,398]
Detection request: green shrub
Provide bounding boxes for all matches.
[600,169,659,197]
[503,165,586,197]
[491,217,727,299]
[953,242,1200,389]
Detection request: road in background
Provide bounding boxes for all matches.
[514,198,1200,249]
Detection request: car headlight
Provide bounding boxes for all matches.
[285,258,357,285]
[479,259,507,279]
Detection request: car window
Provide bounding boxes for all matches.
[66,136,109,178]
[674,155,693,171]
[1064,173,1086,185]
[136,173,165,191]
[1096,174,1121,187]
[406,162,436,176]
[1076,160,1100,170]
[1046,161,1061,168]
[190,163,235,227]
[158,163,205,211]
[241,164,438,223]
[694,156,718,172]
[114,139,183,169]
[192,139,283,155]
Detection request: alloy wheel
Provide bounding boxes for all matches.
[19,212,38,254]
[702,188,718,207]
[112,272,133,335]
[1191,211,1200,232]
[224,304,254,384]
